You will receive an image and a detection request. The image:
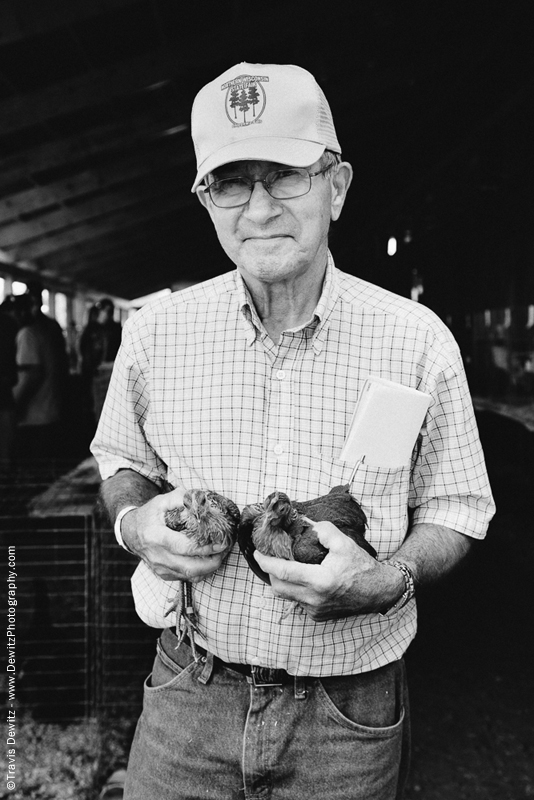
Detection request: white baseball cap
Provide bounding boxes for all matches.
[190,62,341,191]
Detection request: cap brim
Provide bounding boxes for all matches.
[191,138,327,191]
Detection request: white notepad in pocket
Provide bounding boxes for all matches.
[339,377,431,468]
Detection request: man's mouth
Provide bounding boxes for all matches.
[243,234,291,241]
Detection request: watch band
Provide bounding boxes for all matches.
[114,506,138,551]
[379,560,416,615]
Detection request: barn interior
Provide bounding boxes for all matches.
[1,2,533,797]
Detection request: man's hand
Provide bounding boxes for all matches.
[122,488,232,582]
[254,520,404,620]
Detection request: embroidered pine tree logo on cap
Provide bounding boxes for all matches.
[222,74,269,127]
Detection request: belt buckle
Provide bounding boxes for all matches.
[251,665,284,688]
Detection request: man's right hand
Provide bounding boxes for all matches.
[120,488,232,582]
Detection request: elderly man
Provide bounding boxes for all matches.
[92,63,494,800]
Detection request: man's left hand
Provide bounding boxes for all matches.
[253,521,404,620]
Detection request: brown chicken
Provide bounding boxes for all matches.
[164,489,240,655]
[164,489,240,548]
[238,484,376,585]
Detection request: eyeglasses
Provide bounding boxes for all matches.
[202,162,336,208]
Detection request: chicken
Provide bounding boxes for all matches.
[164,489,240,656]
[238,484,376,585]
[164,489,240,548]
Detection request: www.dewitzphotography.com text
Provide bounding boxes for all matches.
[6,545,17,792]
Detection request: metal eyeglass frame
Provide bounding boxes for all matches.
[202,161,337,209]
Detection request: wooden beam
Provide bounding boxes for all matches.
[0,115,189,193]
[33,208,204,290]
[7,192,192,261]
[0,141,192,223]
[0,0,140,47]
[0,48,184,136]
[0,168,190,248]
[39,236,150,274]
[0,24,236,137]
[42,235,177,278]
[0,13,299,136]
[37,220,178,272]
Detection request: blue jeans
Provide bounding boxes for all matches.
[124,628,410,800]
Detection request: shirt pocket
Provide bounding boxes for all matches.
[351,461,411,559]
[301,454,411,559]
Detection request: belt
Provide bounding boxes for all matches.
[180,634,300,688]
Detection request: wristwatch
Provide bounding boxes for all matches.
[114,506,138,551]
[379,560,416,615]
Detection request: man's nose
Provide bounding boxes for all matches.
[242,180,282,222]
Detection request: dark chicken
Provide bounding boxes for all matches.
[238,484,376,585]
[164,489,240,656]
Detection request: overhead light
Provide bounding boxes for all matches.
[12,281,28,295]
[156,124,189,138]
[145,80,171,91]
[387,237,397,256]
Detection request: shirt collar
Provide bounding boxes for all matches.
[236,272,264,346]
[236,251,340,353]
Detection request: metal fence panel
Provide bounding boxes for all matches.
[1,458,158,722]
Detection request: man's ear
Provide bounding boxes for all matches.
[330,162,353,222]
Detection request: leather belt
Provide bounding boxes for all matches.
[181,635,296,688]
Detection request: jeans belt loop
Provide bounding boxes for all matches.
[251,665,284,688]
[197,651,215,685]
[294,676,307,700]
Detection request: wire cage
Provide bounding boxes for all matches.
[1,456,158,722]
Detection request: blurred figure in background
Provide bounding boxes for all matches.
[79,304,102,438]
[25,280,69,367]
[80,298,122,425]
[13,293,68,461]
[94,298,122,364]
[80,304,104,382]
[0,297,20,464]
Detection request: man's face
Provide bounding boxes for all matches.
[196,158,351,286]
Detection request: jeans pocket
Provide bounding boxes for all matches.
[316,661,405,736]
[145,639,196,693]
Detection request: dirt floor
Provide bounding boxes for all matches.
[403,412,534,799]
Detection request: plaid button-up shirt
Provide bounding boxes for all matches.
[92,253,494,676]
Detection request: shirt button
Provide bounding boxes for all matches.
[273,443,285,455]
[276,369,286,380]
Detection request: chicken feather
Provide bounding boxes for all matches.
[238,484,376,585]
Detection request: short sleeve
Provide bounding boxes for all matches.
[409,339,495,537]
[91,315,168,487]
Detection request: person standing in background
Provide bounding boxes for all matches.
[0,297,19,464]
[80,298,122,424]
[13,293,68,461]
[94,298,122,364]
